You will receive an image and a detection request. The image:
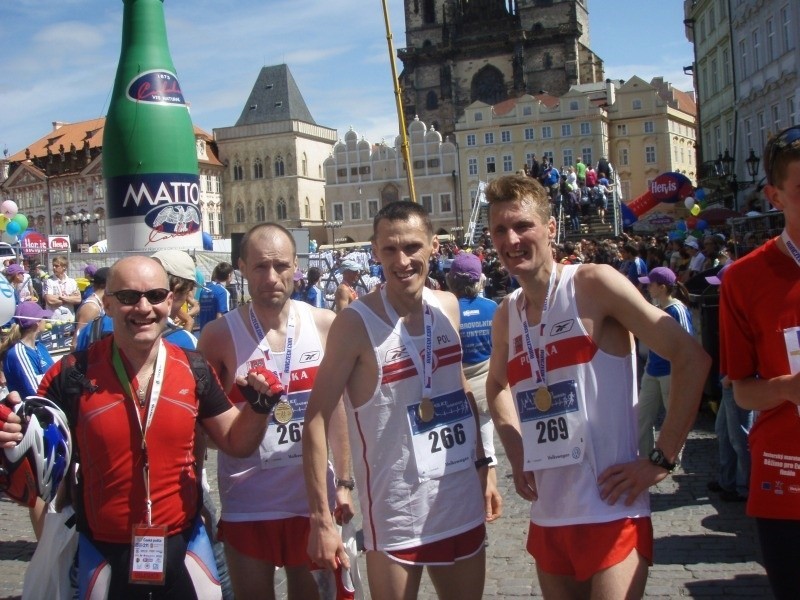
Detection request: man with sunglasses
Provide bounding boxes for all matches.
[0,255,284,599]
[719,125,800,599]
[197,223,353,600]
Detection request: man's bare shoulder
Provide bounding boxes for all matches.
[199,306,235,340]
[308,305,335,330]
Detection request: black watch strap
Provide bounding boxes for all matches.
[335,477,355,490]
[648,447,676,473]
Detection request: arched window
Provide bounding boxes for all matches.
[304,197,310,219]
[255,201,266,222]
[471,65,507,106]
[274,156,285,177]
[426,90,438,110]
[302,153,308,176]
[233,161,243,181]
[235,202,245,223]
[276,198,287,220]
[253,159,263,179]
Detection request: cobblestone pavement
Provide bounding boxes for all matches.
[0,410,772,599]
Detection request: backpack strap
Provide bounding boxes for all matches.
[55,350,94,531]
[182,348,211,399]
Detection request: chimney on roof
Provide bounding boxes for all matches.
[52,121,67,131]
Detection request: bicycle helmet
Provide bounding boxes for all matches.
[0,397,71,507]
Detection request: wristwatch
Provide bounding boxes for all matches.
[474,456,493,470]
[335,477,355,491]
[648,447,676,473]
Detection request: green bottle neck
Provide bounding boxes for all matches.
[118,0,174,71]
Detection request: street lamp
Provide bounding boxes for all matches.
[65,210,99,247]
[323,220,342,249]
[745,149,760,184]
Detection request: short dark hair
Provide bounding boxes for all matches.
[239,223,296,263]
[212,262,234,282]
[373,201,433,237]
[306,267,322,285]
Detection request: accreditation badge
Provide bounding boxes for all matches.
[130,524,167,585]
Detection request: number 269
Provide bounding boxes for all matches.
[536,417,568,443]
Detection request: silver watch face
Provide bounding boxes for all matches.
[649,448,662,463]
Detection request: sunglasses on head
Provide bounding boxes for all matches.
[765,125,800,185]
[107,288,170,306]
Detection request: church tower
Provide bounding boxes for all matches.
[398,0,604,138]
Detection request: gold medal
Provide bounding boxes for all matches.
[417,397,435,423]
[272,400,294,424]
[534,387,552,412]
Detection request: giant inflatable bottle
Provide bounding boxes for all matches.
[103,0,202,251]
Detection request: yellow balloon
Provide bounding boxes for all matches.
[691,204,701,216]
[0,215,7,232]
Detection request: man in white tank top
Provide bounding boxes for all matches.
[198,224,353,600]
[484,174,709,598]
[304,202,502,600]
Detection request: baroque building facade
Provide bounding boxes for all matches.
[213,64,336,237]
[455,77,696,217]
[0,119,223,251]
[685,0,798,210]
[323,118,459,245]
[398,0,604,138]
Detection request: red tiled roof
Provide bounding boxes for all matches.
[8,117,221,166]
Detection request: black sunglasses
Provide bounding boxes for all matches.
[107,288,170,306]
[765,125,800,185]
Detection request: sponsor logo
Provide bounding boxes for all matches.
[49,236,70,251]
[127,70,186,106]
[550,319,574,336]
[299,351,320,363]
[386,346,409,362]
[788,484,800,494]
[145,203,201,236]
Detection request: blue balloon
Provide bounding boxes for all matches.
[696,219,708,231]
[202,231,213,251]
[695,188,706,200]
[676,220,687,231]
[6,221,21,236]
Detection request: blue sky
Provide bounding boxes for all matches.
[0,1,694,157]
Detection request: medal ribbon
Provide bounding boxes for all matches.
[781,229,800,268]
[112,340,167,526]
[520,263,558,387]
[249,302,296,397]
[381,286,433,398]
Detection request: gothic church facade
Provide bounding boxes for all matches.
[398,0,605,138]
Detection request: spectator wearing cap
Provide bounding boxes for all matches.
[706,263,752,503]
[446,252,499,482]
[150,250,202,348]
[81,264,99,301]
[683,236,706,281]
[0,300,56,540]
[5,263,35,304]
[71,267,109,350]
[334,258,361,312]
[196,261,234,332]
[290,267,306,301]
[636,267,694,457]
